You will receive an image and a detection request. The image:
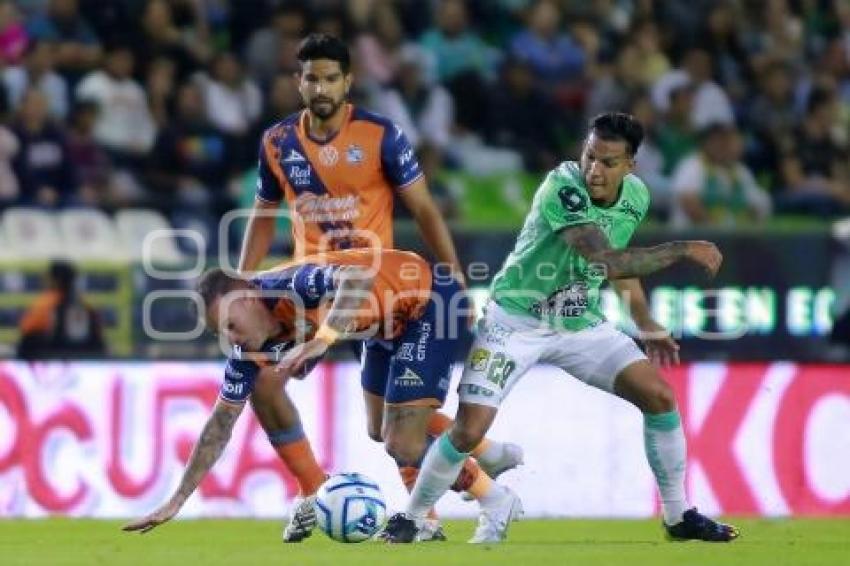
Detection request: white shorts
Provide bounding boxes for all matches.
[458,302,647,407]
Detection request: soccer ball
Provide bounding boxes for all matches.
[315,472,387,543]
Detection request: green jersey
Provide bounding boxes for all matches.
[490,161,650,331]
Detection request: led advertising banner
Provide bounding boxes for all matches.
[1,362,847,518]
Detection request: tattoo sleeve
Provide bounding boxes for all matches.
[171,400,244,504]
[562,224,690,279]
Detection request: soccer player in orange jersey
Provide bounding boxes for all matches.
[234,34,521,541]
[123,249,520,539]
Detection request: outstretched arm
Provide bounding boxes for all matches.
[399,179,466,286]
[561,223,722,280]
[122,399,245,534]
[611,278,680,367]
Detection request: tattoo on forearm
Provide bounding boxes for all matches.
[564,225,689,279]
[601,242,689,278]
[174,405,240,502]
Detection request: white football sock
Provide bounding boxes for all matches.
[406,433,468,520]
[644,410,690,525]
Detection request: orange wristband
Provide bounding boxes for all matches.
[315,324,341,346]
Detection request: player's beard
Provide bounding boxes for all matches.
[309,96,344,120]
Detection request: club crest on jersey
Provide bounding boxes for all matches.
[319,145,339,166]
[346,144,364,164]
[469,348,491,371]
[283,148,306,163]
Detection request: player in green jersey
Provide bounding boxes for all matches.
[383,112,739,544]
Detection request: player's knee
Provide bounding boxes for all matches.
[383,434,426,466]
[644,380,677,414]
[447,425,483,453]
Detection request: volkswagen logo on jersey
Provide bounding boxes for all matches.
[319,145,339,166]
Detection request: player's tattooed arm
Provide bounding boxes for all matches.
[123,399,244,533]
[173,399,244,504]
[561,224,722,279]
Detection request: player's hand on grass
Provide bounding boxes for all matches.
[638,320,680,368]
[275,338,329,378]
[685,241,723,278]
[122,499,181,534]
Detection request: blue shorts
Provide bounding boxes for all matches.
[360,276,469,406]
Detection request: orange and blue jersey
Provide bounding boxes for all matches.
[256,104,423,256]
[219,249,469,408]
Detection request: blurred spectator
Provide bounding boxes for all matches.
[66,100,145,208]
[196,51,262,141]
[145,56,177,129]
[11,88,77,207]
[146,81,234,213]
[314,7,351,41]
[0,0,28,65]
[420,0,496,83]
[354,2,408,88]
[244,2,308,86]
[744,0,804,71]
[777,87,850,215]
[656,77,698,175]
[510,0,586,85]
[26,0,101,81]
[131,0,208,81]
[0,90,19,206]
[584,43,645,123]
[2,39,68,120]
[375,44,452,151]
[697,2,750,104]
[629,92,672,216]
[77,0,133,46]
[17,259,106,360]
[76,43,156,166]
[746,60,798,183]
[485,55,561,171]
[420,0,496,134]
[629,18,670,85]
[253,72,301,133]
[653,47,735,129]
[670,122,772,228]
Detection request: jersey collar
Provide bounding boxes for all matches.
[300,103,352,145]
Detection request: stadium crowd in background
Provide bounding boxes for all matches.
[2,0,850,226]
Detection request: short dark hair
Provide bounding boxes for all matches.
[297,33,350,73]
[49,260,77,295]
[196,268,248,310]
[589,112,644,156]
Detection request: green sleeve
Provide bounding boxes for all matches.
[540,181,593,232]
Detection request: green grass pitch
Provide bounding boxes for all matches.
[1,518,847,566]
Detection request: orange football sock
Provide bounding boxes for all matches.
[274,438,327,496]
[399,465,438,520]
[426,412,492,458]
